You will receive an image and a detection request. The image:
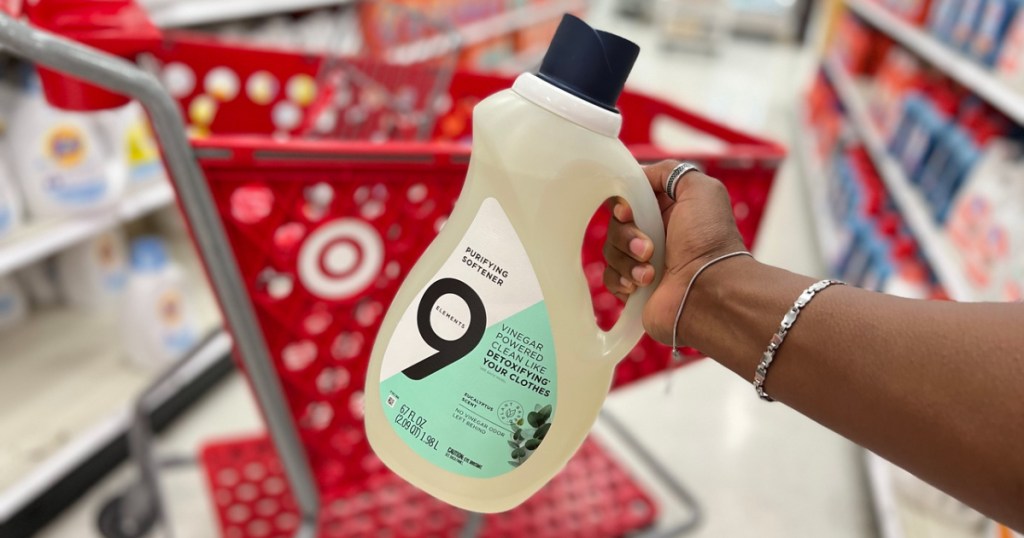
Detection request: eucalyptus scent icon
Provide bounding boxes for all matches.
[364,14,664,513]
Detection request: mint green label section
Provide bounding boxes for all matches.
[380,301,556,478]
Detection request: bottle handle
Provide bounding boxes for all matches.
[598,172,665,363]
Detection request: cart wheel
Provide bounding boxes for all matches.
[97,490,157,538]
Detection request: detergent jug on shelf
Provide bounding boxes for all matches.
[366,15,665,512]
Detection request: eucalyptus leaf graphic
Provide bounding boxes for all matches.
[537,404,552,422]
[527,411,543,428]
[508,460,521,467]
[513,428,523,441]
[525,438,540,450]
[507,440,519,449]
[512,447,526,459]
[534,423,551,440]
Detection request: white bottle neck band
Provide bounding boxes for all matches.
[511,73,622,138]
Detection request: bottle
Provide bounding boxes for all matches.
[0,150,22,240]
[8,67,125,219]
[54,228,129,311]
[365,15,665,512]
[96,100,165,185]
[122,236,197,368]
[0,275,28,331]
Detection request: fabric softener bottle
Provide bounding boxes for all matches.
[365,14,665,512]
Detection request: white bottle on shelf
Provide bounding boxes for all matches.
[8,67,126,219]
[0,71,23,240]
[0,275,28,331]
[122,236,197,368]
[54,228,129,311]
[0,151,23,240]
[96,100,166,185]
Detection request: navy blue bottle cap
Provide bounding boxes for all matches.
[537,14,640,113]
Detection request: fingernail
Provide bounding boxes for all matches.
[619,276,633,290]
[613,204,626,221]
[629,237,648,258]
[631,265,648,285]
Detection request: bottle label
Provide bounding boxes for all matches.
[38,124,108,205]
[378,197,556,478]
[126,118,164,182]
[157,289,195,355]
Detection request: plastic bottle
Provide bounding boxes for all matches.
[0,150,23,240]
[0,70,23,239]
[96,100,165,185]
[8,67,125,219]
[122,236,197,368]
[365,15,665,512]
[54,228,129,310]
[0,275,28,331]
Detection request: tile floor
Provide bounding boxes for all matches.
[40,3,882,537]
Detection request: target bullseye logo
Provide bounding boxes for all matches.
[299,219,383,300]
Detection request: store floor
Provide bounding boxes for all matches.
[40,7,879,538]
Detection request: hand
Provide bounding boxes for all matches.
[603,160,746,344]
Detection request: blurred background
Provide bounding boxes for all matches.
[0,0,1019,536]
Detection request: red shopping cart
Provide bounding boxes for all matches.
[0,2,784,536]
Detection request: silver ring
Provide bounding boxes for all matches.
[664,162,700,202]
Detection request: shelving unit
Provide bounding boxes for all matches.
[142,0,354,28]
[794,104,841,269]
[387,0,584,63]
[0,240,227,522]
[0,179,174,277]
[823,56,974,302]
[844,0,1024,127]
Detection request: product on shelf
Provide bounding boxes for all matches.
[54,228,129,311]
[8,67,126,219]
[970,0,1023,66]
[950,0,987,50]
[928,0,961,40]
[0,148,22,239]
[945,139,1024,300]
[836,12,891,75]
[122,236,198,368]
[996,3,1024,88]
[0,274,28,331]
[97,100,166,185]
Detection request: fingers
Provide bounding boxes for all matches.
[604,226,655,295]
[603,266,634,301]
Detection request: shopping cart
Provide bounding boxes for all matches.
[0,1,785,536]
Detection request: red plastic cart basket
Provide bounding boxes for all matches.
[0,9,784,537]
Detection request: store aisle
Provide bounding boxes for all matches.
[40,3,877,537]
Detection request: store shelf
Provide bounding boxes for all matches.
[387,0,584,64]
[794,103,841,270]
[844,0,1024,127]
[824,57,974,301]
[0,242,227,521]
[142,0,354,28]
[0,179,175,278]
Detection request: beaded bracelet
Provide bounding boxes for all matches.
[753,279,845,402]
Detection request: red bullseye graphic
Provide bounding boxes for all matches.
[298,219,383,300]
[318,237,363,279]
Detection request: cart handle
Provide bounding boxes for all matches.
[0,13,321,537]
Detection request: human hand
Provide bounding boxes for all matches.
[603,160,746,344]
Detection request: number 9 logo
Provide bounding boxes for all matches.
[402,278,486,380]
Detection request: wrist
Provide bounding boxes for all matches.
[666,251,759,348]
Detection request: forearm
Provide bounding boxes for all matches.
[671,256,1024,528]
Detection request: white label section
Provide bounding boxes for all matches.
[380,197,543,380]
